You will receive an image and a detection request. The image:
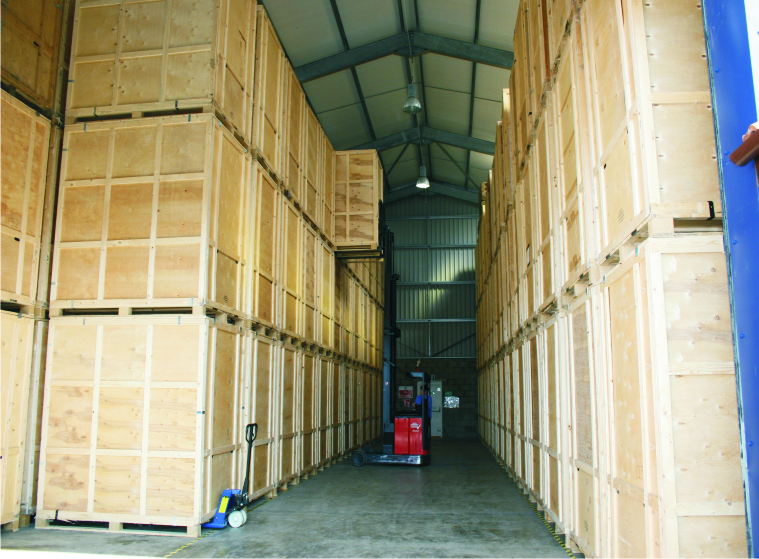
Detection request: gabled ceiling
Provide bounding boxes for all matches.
[261,0,519,204]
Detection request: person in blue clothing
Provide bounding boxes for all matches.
[414,390,433,418]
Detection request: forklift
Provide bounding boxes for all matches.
[351,370,432,467]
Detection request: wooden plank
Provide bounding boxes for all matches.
[66,0,256,148]
[1,91,52,306]
[0,0,63,112]
[1,311,35,525]
[50,114,251,317]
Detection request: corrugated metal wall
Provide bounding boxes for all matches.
[387,194,478,359]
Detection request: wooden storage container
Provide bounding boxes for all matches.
[50,114,251,316]
[284,62,306,204]
[252,5,285,181]
[333,150,383,251]
[20,319,50,517]
[580,0,722,262]
[317,357,337,465]
[66,0,256,147]
[281,198,303,338]
[319,241,335,349]
[1,311,35,528]
[302,106,322,230]
[35,314,246,536]
[239,331,280,500]
[321,135,335,243]
[1,91,51,306]
[597,235,746,557]
[249,160,281,328]
[278,342,301,484]
[302,222,320,343]
[1,0,63,112]
[301,350,318,475]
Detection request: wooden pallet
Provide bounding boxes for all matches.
[35,518,202,538]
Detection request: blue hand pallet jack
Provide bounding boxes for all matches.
[203,423,258,529]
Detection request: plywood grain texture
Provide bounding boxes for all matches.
[333,150,383,250]
[1,91,51,306]
[66,0,256,147]
[36,314,245,531]
[1,0,63,111]
[50,114,251,316]
[1,311,35,525]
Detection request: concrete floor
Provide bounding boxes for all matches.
[2,440,568,558]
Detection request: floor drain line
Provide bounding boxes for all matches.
[517,490,576,559]
[163,496,277,558]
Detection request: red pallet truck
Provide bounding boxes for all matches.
[351,371,431,467]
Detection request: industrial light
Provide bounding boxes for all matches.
[403,83,422,115]
[416,165,430,188]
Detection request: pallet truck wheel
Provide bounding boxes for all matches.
[352,450,367,467]
[241,509,248,524]
[228,510,246,528]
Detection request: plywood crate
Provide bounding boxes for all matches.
[545,0,574,70]
[35,314,247,536]
[278,342,301,484]
[281,197,303,338]
[302,105,322,231]
[249,160,281,329]
[333,259,346,354]
[66,0,256,148]
[302,223,320,344]
[238,331,280,500]
[252,5,285,181]
[334,150,383,251]
[1,0,63,112]
[300,350,318,476]
[580,0,722,264]
[597,235,746,557]
[1,91,51,307]
[283,62,306,204]
[20,319,50,517]
[319,242,335,350]
[321,134,335,244]
[1,311,35,528]
[317,357,337,466]
[50,114,251,317]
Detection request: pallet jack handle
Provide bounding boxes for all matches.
[241,423,257,504]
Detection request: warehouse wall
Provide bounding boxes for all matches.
[386,194,478,360]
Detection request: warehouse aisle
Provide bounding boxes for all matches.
[2,440,568,558]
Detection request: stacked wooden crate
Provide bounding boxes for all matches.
[28,1,384,537]
[1,0,69,530]
[477,0,746,557]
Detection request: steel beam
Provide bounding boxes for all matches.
[352,126,495,155]
[294,32,513,83]
[384,180,480,204]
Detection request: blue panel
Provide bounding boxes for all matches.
[703,1,758,554]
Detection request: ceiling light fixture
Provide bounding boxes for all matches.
[404,83,422,115]
[416,165,430,188]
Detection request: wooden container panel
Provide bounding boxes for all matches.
[284,63,305,203]
[278,344,300,482]
[302,223,319,343]
[334,150,383,250]
[320,242,334,349]
[281,198,303,337]
[322,134,335,243]
[250,161,281,327]
[300,352,317,473]
[1,311,35,525]
[303,106,321,229]
[581,0,721,262]
[253,6,285,179]
[20,319,49,516]
[36,315,245,529]
[51,114,251,315]
[601,236,746,557]
[240,332,279,499]
[67,0,256,146]
[1,0,62,111]
[1,92,51,305]
[546,0,572,66]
